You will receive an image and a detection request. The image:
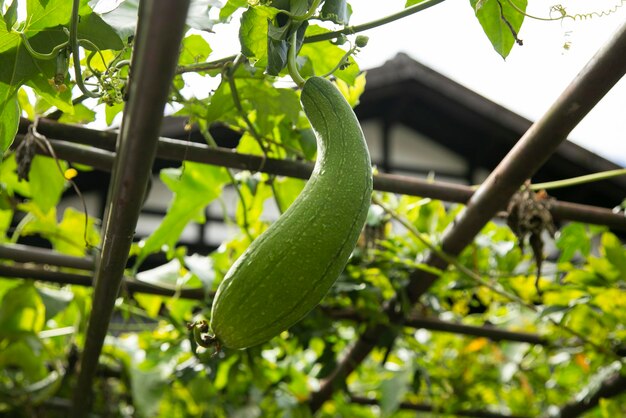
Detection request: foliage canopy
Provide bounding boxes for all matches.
[0,0,625,417]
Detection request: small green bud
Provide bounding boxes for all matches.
[355,35,369,48]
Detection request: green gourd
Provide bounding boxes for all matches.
[210,76,372,349]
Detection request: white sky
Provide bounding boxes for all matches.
[209,0,626,166]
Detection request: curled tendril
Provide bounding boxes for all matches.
[551,1,625,21]
[506,0,625,22]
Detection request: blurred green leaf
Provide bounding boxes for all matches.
[0,90,18,157]
[380,367,412,417]
[556,223,590,263]
[36,286,73,321]
[601,232,626,276]
[0,283,46,336]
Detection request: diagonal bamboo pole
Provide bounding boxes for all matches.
[309,22,626,412]
[69,1,190,416]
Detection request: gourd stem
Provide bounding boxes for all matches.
[288,32,306,87]
[20,32,68,60]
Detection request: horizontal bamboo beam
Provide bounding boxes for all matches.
[0,263,205,299]
[15,119,626,231]
[0,243,94,270]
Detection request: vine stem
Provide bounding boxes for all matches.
[226,57,285,214]
[200,125,254,242]
[471,168,626,191]
[530,168,626,191]
[70,0,100,98]
[372,195,623,361]
[287,31,305,87]
[304,0,447,43]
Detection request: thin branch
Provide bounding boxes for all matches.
[225,59,285,214]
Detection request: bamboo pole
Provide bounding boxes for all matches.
[70,1,190,416]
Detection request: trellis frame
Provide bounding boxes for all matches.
[1,1,626,416]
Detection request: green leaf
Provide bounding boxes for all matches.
[56,207,100,255]
[0,282,46,336]
[26,0,76,34]
[136,162,229,264]
[0,154,32,197]
[274,176,305,209]
[102,0,220,41]
[179,34,212,66]
[77,12,124,51]
[135,259,200,290]
[469,0,526,59]
[219,0,249,20]
[406,0,428,5]
[36,286,74,321]
[236,173,272,227]
[3,0,18,31]
[58,103,97,124]
[380,367,412,417]
[0,89,19,157]
[0,28,71,119]
[239,6,277,68]
[0,14,19,54]
[187,0,221,32]
[29,155,66,213]
[105,101,124,125]
[100,0,140,40]
[601,232,626,276]
[123,343,180,417]
[21,205,100,256]
[320,0,352,25]
[300,26,360,84]
[0,209,12,241]
[556,223,590,263]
